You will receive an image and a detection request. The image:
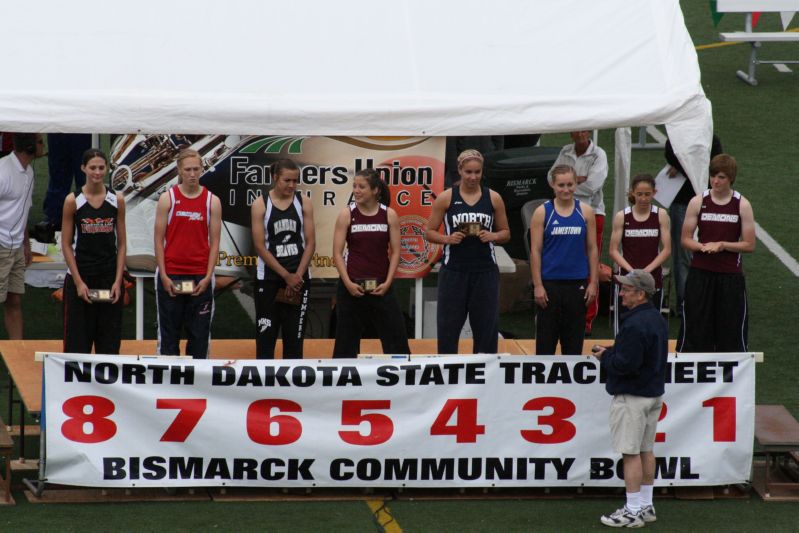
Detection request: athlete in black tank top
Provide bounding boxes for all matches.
[251,160,316,359]
[61,149,127,354]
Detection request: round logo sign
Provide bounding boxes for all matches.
[399,214,440,276]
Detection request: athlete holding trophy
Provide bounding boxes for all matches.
[331,168,410,358]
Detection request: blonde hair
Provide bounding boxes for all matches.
[551,164,575,181]
[176,149,202,184]
[176,148,201,168]
[457,149,484,168]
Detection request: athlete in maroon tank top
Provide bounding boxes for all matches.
[609,174,671,334]
[609,174,671,287]
[678,154,756,353]
[331,169,410,358]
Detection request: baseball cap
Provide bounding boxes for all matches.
[615,269,655,295]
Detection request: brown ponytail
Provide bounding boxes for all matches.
[355,168,390,207]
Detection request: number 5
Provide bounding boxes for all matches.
[339,400,393,445]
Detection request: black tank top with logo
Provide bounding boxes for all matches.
[73,188,118,277]
[257,192,305,281]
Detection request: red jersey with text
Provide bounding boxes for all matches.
[73,188,118,277]
[621,206,662,288]
[691,190,743,274]
[346,203,389,282]
[164,185,211,275]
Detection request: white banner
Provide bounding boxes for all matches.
[43,353,754,488]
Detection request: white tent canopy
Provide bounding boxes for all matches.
[1,0,712,200]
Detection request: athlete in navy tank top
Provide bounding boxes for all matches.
[678,154,755,353]
[426,150,510,354]
[441,186,497,272]
[530,165,598,356]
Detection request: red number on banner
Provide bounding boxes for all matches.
[61,395,117,443]
[338,400,393,445]
[247,399,303,445]
[655,402,668,443]
[430,399,485,443]
[520,397,576,444]
[156,399,207,442]
[703,397,736,442]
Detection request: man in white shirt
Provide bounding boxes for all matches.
[549,130,608,335]
[0,133,43,338]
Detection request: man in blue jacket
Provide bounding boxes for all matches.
[591,269,668,528]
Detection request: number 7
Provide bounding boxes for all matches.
[156,399,207,442]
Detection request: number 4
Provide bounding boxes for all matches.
[430,399,485,443]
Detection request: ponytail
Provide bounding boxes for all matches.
[355,168,391,207]
[269,158,300,189]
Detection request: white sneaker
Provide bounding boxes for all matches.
[600,505,645,528]
[640,504,656,523]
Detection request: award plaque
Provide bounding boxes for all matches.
[88,289,113,303]
[459,222,482,236]
[359,279,378,293]
[175,280,196,294]
[274,287,302,306]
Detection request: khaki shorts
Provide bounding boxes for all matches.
[609,394,663,455]
[0,246,26,303]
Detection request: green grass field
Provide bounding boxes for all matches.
[2,2,799,530]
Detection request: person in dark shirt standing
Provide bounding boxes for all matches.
[591,269,668,528]
[664,135,723,315]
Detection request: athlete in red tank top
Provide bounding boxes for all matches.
[153,149,222,358]
[164,185,211,275]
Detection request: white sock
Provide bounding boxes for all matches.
[625,491,641,512]
[640,484,654,507]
